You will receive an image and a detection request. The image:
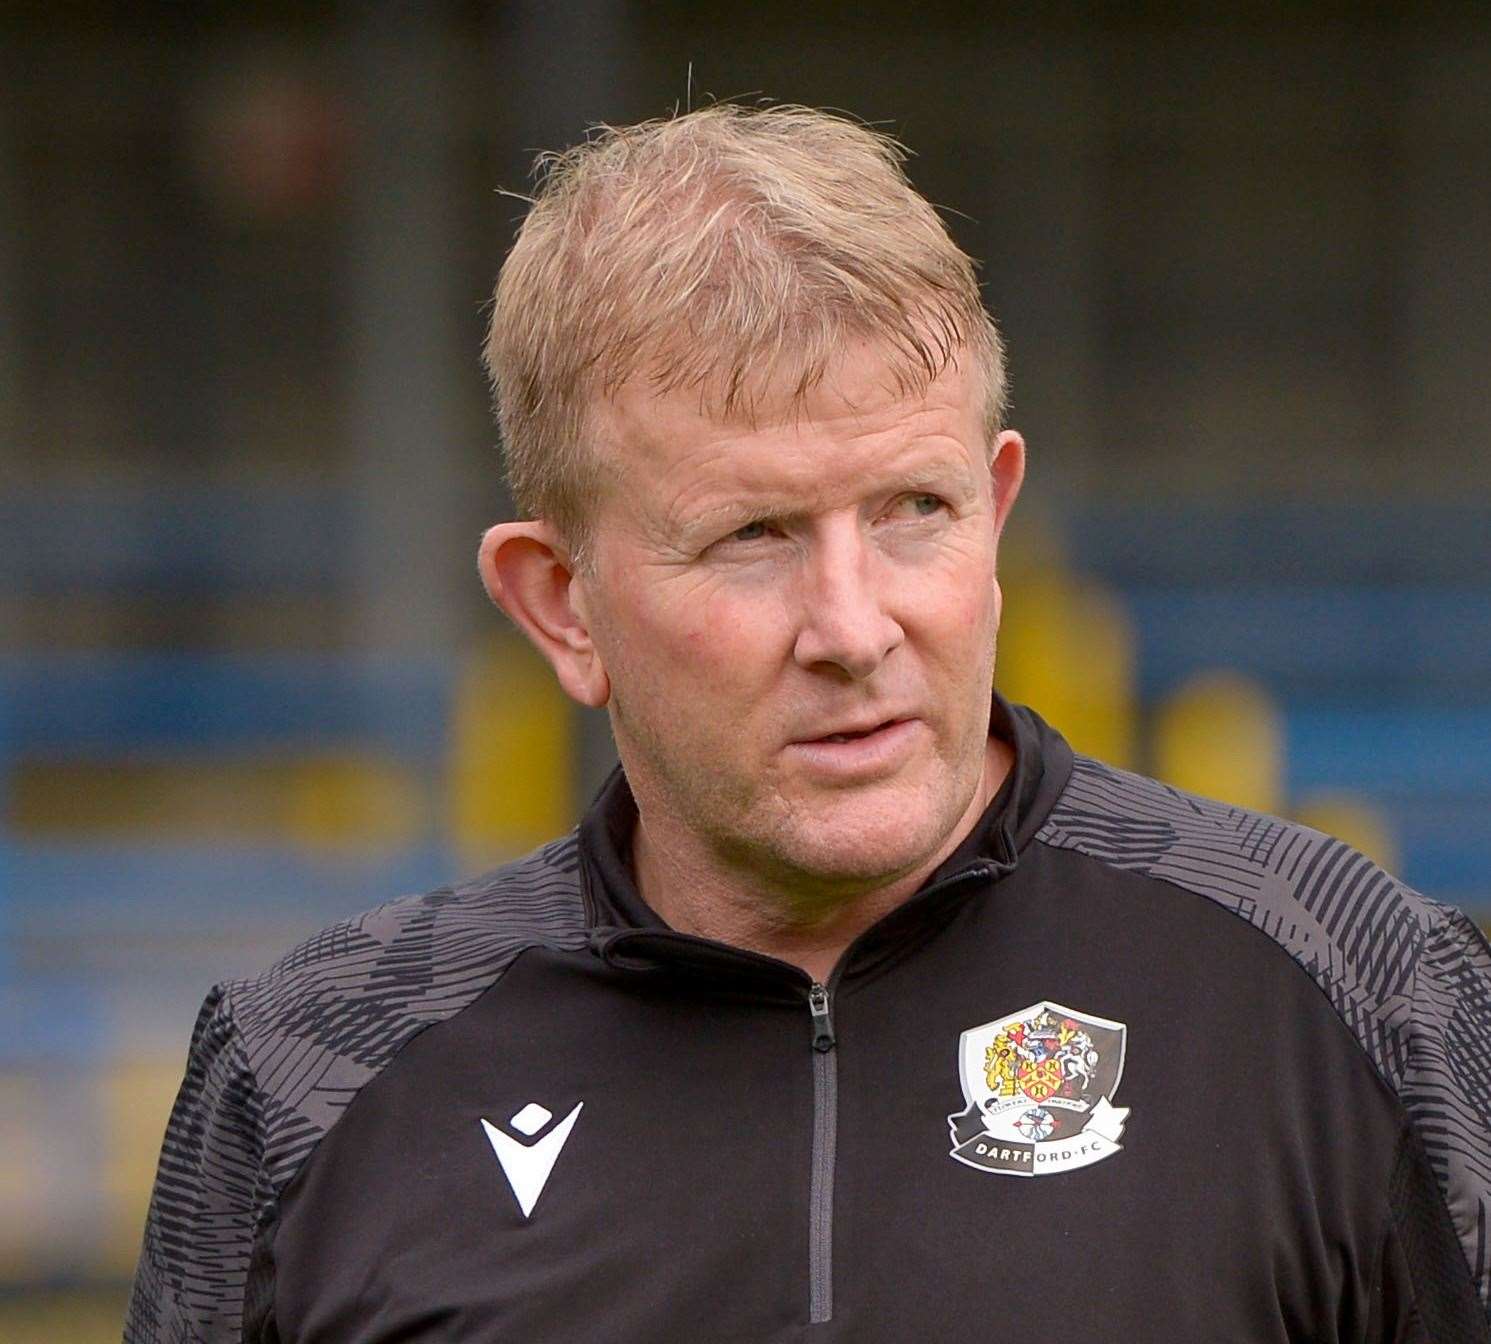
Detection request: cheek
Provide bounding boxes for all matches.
[946,563,995,624]
[909,546,999,639]
[627,576,789,690]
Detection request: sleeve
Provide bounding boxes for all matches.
[1381,903,1491,1340]
[124,983,273,1344]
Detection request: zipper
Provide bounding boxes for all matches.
[798,866,996,1327]
[806,981,837,1325]
[595,863,1001,1328]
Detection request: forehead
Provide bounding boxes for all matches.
[588,344,986,520]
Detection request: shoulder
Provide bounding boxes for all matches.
[1039,752,1491,1311]
[126,836,591,1337]
[1036,752,1473,1032]
[231,832,588,1033]
[219,832,590,1191]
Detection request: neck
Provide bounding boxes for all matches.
[631,735,1013,983]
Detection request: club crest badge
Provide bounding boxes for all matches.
[948,1000,1129,1177]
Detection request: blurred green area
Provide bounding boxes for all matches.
[3,1,1489,1308]
[0,1287,130,1344]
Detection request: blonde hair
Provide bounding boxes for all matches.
[483,102,1007,559]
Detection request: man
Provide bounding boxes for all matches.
[127,104,1491,1341]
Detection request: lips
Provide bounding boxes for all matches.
[800,716,907,745]
[785,716,923,778]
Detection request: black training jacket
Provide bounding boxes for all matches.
[125,700,1491,1342]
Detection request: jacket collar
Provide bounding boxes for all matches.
[578,695,1074,958]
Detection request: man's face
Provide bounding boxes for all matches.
[576,344,1021,899]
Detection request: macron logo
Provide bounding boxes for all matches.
[480,1101,584,1218]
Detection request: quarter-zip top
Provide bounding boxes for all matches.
[126,698,1491,1343]
[590,855,998,1329]
[585,925,854,1325]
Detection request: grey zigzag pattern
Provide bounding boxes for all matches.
[124,834,589,1344]
[1038,754,1491,1315]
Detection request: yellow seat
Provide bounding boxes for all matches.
[996,524,1138,771]
[1152,670,1284,814]
[449,636,574,870]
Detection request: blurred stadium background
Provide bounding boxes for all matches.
[3,4,1490,1337]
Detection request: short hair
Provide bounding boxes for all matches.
[483,102,1007,561]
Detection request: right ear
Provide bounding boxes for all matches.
[477,521,610,708]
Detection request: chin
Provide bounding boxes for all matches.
[781,742,982,861]
[764,794,954,889]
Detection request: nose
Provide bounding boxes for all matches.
[791,521,905,680]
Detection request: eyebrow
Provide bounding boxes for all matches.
[672,454,980,544]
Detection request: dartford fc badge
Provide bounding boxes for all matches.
[948,1000,1129,1177]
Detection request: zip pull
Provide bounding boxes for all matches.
[808,982,836,1053]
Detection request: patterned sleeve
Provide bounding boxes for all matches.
[124,983,270,1343]
[1040,757,1491,1332]
[1396,902,1491,1329]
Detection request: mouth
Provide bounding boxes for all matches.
[812,718,905,744]
[786,717,923,777]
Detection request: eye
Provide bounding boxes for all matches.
[706,518,777,554]
[892,493,948,519]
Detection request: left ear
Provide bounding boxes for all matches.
[476,519,611,708]
[989,429,1026,540]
